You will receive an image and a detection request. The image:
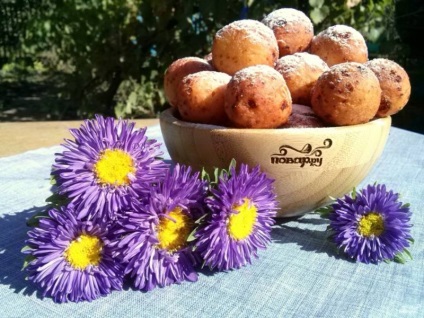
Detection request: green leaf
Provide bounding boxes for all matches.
[201,167,211,183]
[393,254,406,264]
[21,245,32,253]
[187,211,210,243]
[393,248,413,264]
[310,6,330,24]
[213,167,219,184]
[22,255,36,271]
[309,0,325,8]
[315,205,334,219]
[202,159,239,192]
[403,248,413,260]
[407,237,415,244]
[218,159,237,179]
[367,26,384,42]
[207,167,222,186]
[194,213,208,225]
[218,169,227,180]
[186,228,197,243]
[26,210,50,227]
[45,192,69,207]
[351,187,357,200]
[44,20,51,32]
[50,174,57,185]
[228,158,236,173]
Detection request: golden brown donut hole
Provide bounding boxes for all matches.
[281,104,326,128]
[212,20,278,75]
[225,65,292,128]
[176,71,231,125]
[365,58,411,117]
[311,62,381,126]
[310,25,368,67]
[275,52,329,106]
[164,57,213,108]
[262,8,314,57]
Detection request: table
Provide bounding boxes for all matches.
[0,122,423,318]
[0,119,160,157]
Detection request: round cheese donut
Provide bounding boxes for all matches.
[365,58,411,117]
[311,62,381,126]
[212,20,278,75]
[262,8,314,57]
[275,52,329,106]
[164,57,213,108]
[177,71,231,125]
[310,25,368,67]
[281,104,326,128]
[225,65,292,128]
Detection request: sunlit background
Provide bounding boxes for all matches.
[0,0,423,133]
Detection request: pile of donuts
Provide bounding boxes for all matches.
[164,8,411,128]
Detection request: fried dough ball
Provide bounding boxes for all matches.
[310,25,368,67]
[164,57,213,107]
[275,52,329,106]
[281,104,325,128]
[212,20,278,75]
[365,58,411,117]
[225,65,292,128]
[177,71,231,125]
[262,8,314,57]
[311,62,381,126]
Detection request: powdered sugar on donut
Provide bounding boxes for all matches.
[365,58,407,82]
[215,19,277,47]
[330,62,370,75]
[310,25,368,66]
[317,25,366,49]
[276,52,328,74]
[232,65,283,84]
[262,8,313,33]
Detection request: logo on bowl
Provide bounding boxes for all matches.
[270,139,333,167]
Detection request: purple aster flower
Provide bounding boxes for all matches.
[53,115,168,222]
[195,164,278,271]
[24,205,123,303]
[328,184,413,264]
[113,164,206,291]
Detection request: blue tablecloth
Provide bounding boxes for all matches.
[0,125,423,318]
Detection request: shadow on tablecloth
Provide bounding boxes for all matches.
[0,206,46,297]
[271,214,354,262]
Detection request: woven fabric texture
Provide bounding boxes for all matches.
[0,126,422,318]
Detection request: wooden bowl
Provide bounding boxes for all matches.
[159,109,391,217]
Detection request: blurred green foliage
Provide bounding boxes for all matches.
[309,0,404,59]
[309,0,396,42]
[2,0,401,119]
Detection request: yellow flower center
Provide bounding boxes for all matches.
[156,207,193,252]
[64,234,102,270]
[357,212,385,237]
[227,198,257,240]
[94,149,135,186]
